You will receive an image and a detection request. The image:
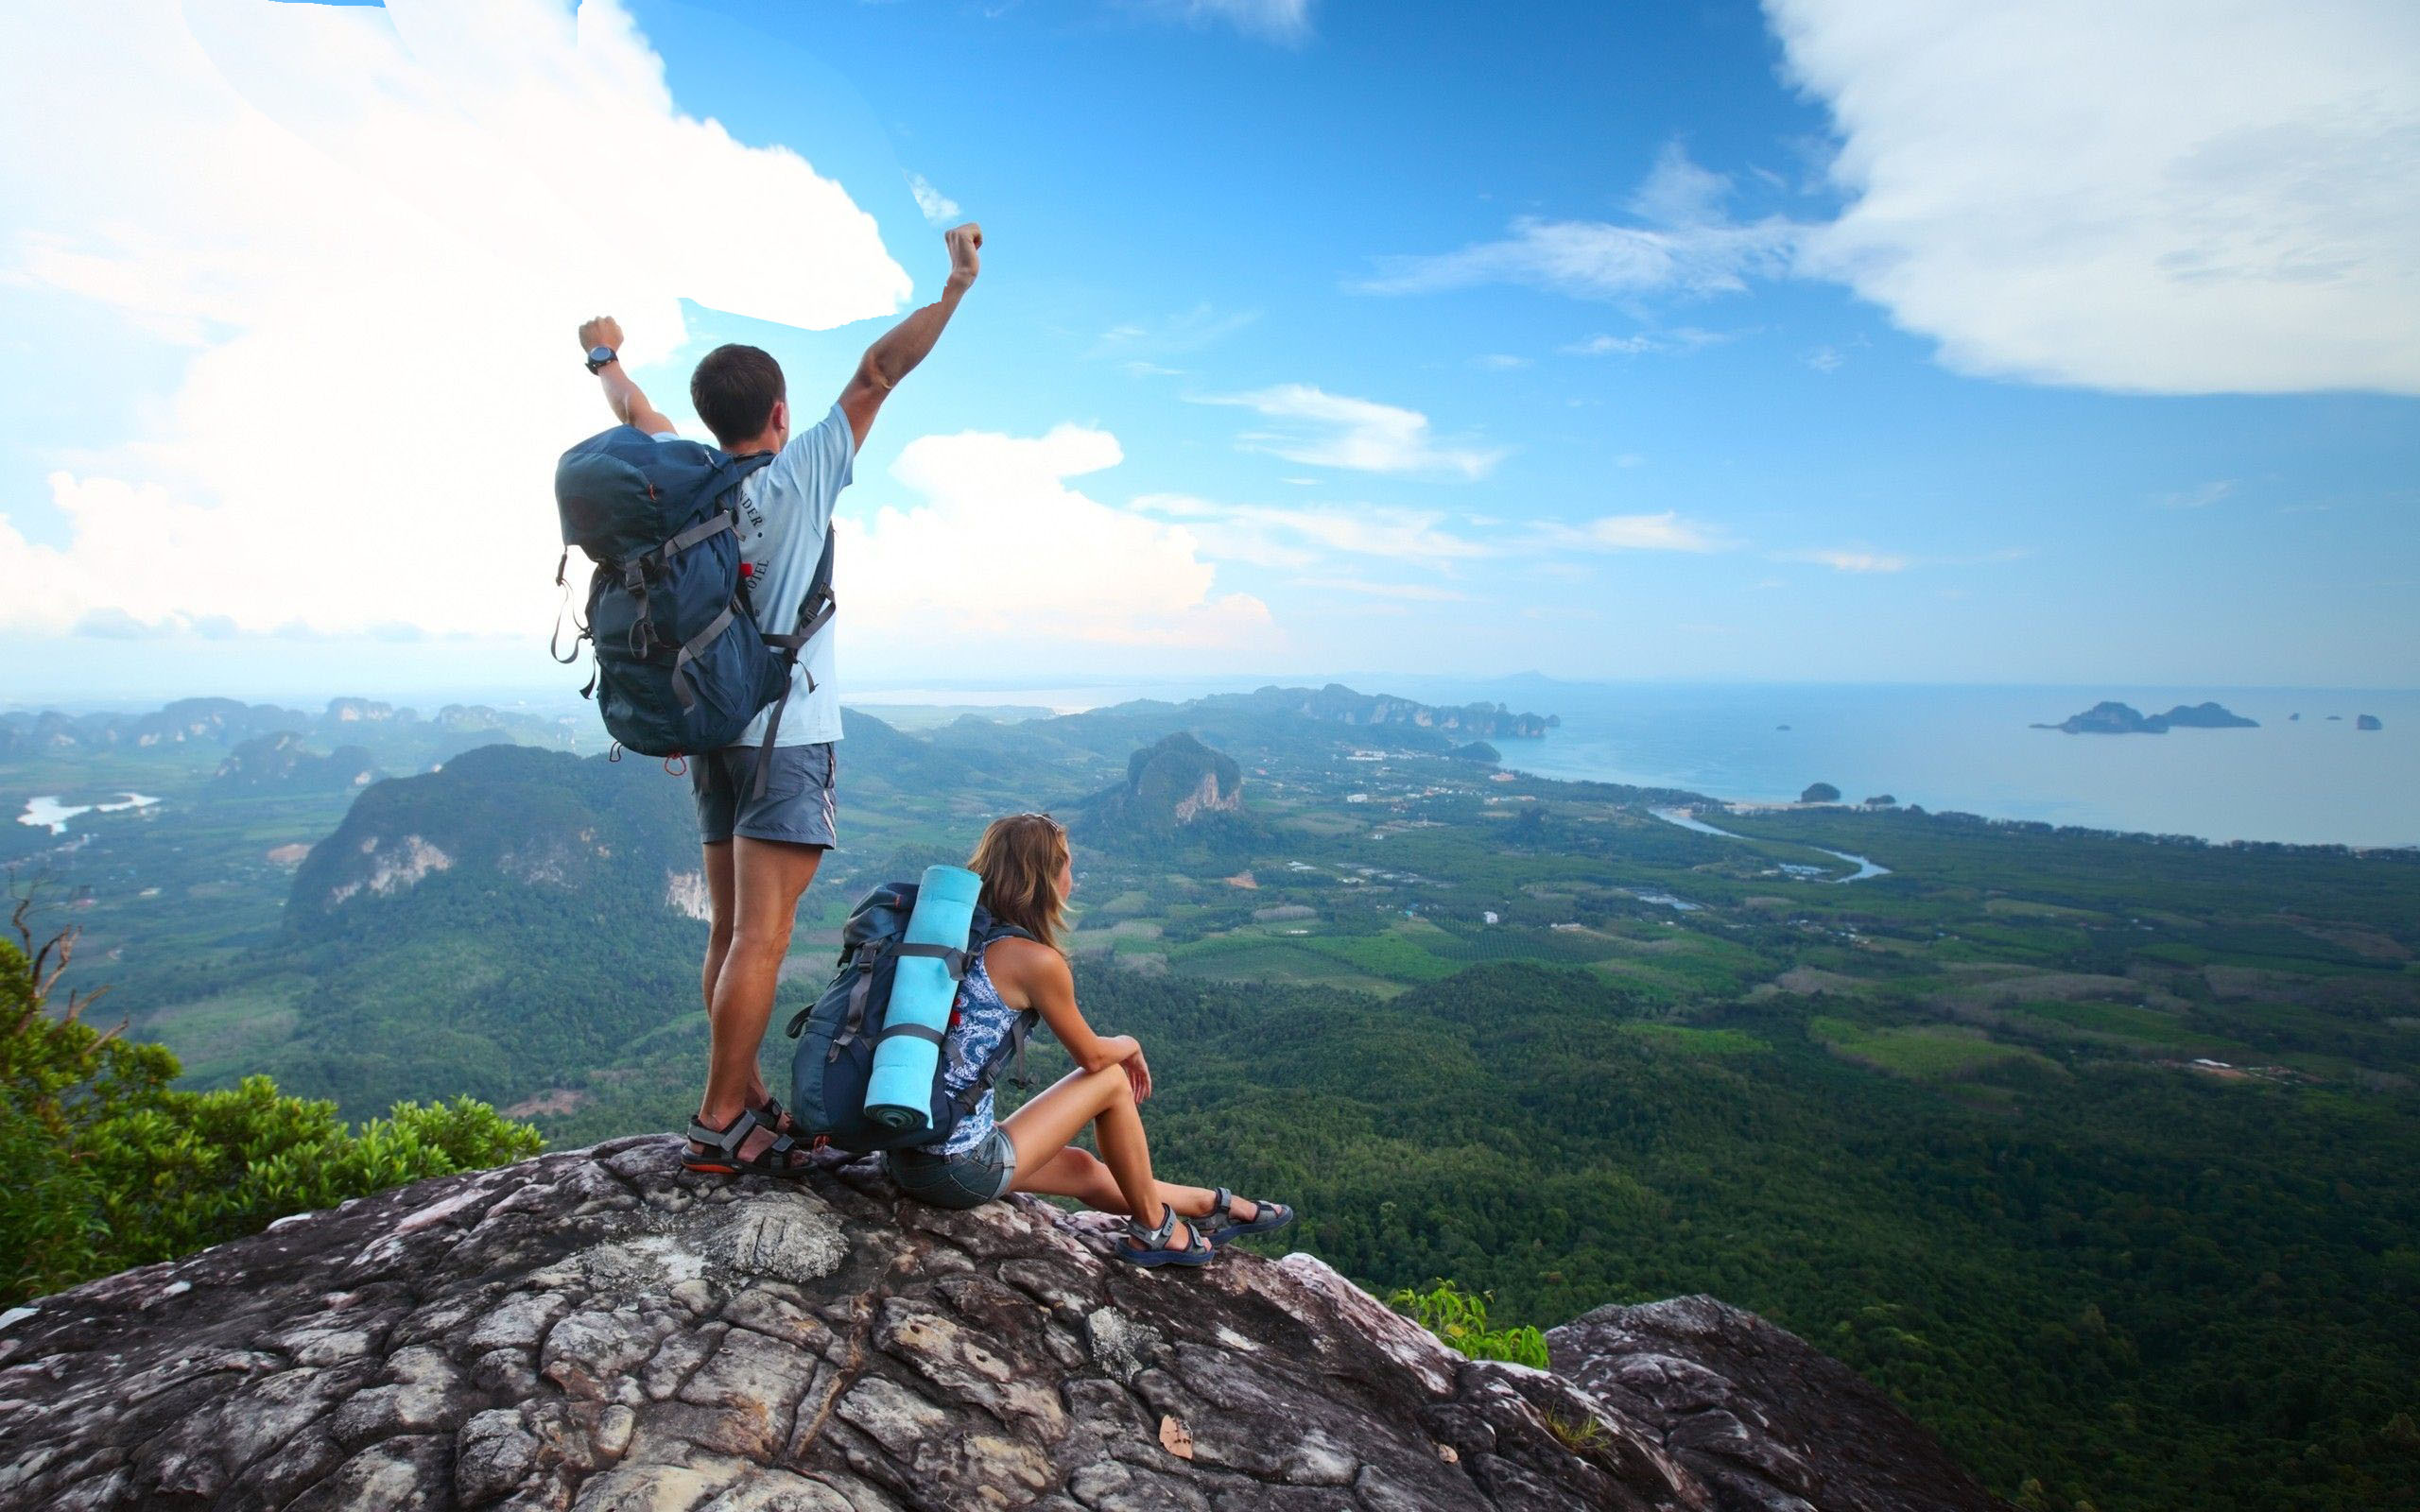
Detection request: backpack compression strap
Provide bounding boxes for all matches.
[745,522,839,800]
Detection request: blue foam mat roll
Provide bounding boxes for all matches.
[863,864,983,1132]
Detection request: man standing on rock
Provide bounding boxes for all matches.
[575,223,985,1175]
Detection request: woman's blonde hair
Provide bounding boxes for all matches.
[968,813,1069,951]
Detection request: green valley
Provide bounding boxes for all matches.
[8,686,2419,1512]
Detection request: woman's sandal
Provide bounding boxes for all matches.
[682,1104,812,1178]
[1115,1204,1215,1268]
[1204,1186,1296,1246]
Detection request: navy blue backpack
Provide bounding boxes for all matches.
[785,881,1039,1154]
[551,426,834,775]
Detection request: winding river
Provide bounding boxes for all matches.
[1649,807,1892,884]
[15,793,161,835]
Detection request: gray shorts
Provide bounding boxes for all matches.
[884,1126,1017,1210]
[691,742,838,847]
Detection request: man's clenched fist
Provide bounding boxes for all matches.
[944,223,982,292]
[578,315,625,352]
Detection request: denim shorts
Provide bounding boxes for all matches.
[692,742,838,847]
[884,1126,1017,1210]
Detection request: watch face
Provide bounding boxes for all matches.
[588,345,615,365]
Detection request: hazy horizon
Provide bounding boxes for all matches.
[4,1,2416,696]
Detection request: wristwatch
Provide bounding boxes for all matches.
[584,345,617,374]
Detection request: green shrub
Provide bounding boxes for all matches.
[1388,1279,1551,1369]
[1,924,541,1307]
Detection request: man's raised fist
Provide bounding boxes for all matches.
[578,315,625,352]
[944,223,982,290]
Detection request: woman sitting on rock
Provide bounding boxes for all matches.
[885,813,1294,1266]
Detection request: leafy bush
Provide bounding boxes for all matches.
[1,919,541,1307]
[1389,1279,1550,1369]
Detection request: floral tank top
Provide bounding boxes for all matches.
[935,946,1027,1157]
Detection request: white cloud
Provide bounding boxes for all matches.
[1288,576,1471,602]
[906,172,961,227]
[1772,0,2420,394]
[1473,353,1530,370]
[1089,303,1260,361]
[1136,0,1313,43]
[1779,548,1910,573]
[1133,494,1493,569]
[1197,385,1506,479]
[850,427,1270,649]
[1564,326,1740,357]
[2155,480,2237,510]
[0,0,911,639]
[1357,145,1801,301]
[1532,512,1726,553]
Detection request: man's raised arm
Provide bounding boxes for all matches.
[577,316,678,436]
[838,223,982,449]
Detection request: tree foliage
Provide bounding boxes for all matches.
[0,911,541,1307]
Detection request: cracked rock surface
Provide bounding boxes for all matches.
[0,1137,2006,1511]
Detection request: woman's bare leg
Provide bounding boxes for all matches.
[1018,1144,1219,1222]
[1001,1065,1191,1242]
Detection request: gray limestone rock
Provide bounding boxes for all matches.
[0,1138,2007,1512]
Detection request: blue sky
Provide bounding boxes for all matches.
[1,0,2414,702]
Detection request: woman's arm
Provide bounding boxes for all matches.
[993,939,1135,1074]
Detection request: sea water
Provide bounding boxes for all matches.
[1494,685,2420,849]
[855,679,2419,849]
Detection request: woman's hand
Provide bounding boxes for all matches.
[1123,1043,1153,1104]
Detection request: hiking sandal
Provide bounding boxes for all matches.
[1204,1186,1296,1246]
[1115,1204,1214,1268]
[683,1104,811,1178]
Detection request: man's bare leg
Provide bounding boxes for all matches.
[696,835,822,1163]
[700,839,736,1013]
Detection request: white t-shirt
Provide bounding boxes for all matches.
[662,403,853,747]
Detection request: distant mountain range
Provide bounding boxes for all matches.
[0,696,577,765]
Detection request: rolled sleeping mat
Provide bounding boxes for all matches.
[863,864,984,1132]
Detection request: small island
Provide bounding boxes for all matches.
[2033,699,2258,734]
[1801,782,1841,803]
[2357,713,2383,731]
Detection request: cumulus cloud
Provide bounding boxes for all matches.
[848,426,1270,649]
[1196,385,1505,480]
[1356,145,1801,301]
[906,172,961,227]
[1772,0,2420,394]
[0,0,910,639]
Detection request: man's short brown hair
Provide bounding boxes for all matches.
[690,344,786,449]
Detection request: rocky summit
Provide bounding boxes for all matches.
[0,1138,2007,1512]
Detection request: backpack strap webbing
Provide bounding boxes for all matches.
[891,940,970,977]
[745,523,839,800]
[646,509,735,566]
[668,602,737,712]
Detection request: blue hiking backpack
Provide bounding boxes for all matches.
[784,881,1040,1154]
[551,426,835,777]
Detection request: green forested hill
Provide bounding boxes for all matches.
[9,689,2420,1512]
